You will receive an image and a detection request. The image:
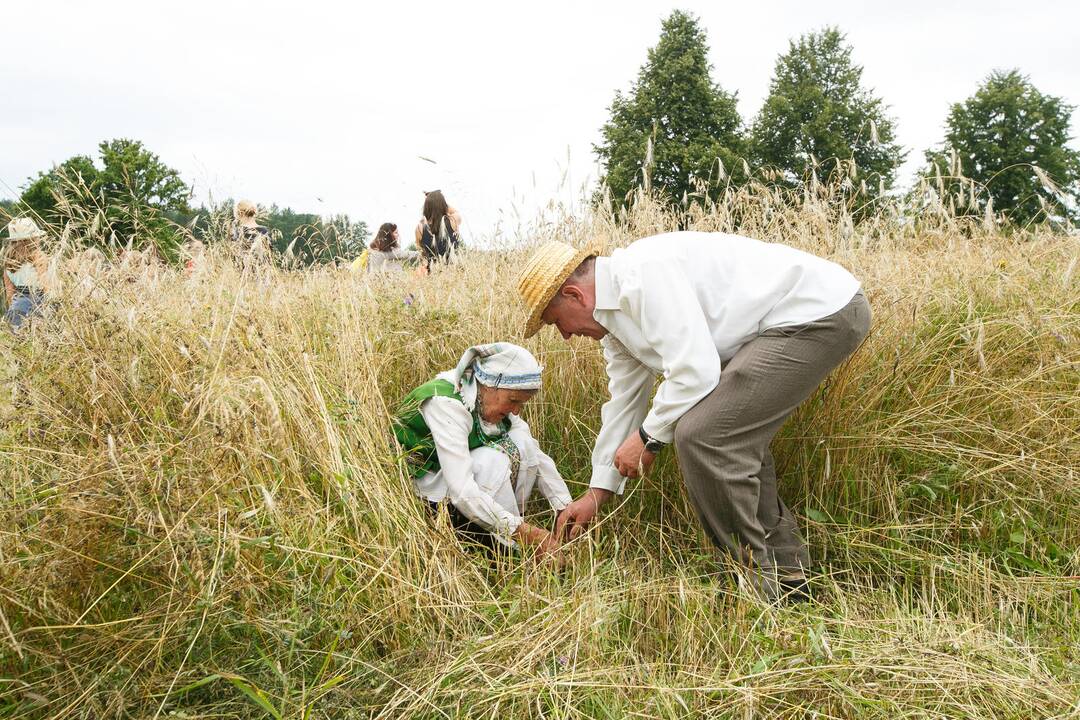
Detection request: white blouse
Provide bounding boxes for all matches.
[412,374,571,540]
[7,262,41,290]
[369,248,418,273]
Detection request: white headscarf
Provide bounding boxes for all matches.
[450,342,543,392]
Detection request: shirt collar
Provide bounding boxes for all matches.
[593,256,618,311]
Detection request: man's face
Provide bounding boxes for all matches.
[541,289,607,341]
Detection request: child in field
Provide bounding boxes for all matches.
[3,218,51,330]
[393,343,570,559]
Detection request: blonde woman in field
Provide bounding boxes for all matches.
[3,218,51,330]
[518,234,870,602]
[393,343,571,560]
[232,199,272,262]
[415,190,462,272]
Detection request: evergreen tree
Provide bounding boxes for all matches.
[751,27,903,203]
[262,205,368,265]
[595,10,745,209]
[96,139,191,218]
[924,70,1080,225]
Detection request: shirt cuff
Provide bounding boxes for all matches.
[503,513,524,535]
[547,493,572,511]
[490,513,523,545]
[590,464,627,494]
[641,414,675,444]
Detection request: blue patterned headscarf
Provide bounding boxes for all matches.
[451,342,543,392]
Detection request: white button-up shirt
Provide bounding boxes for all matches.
[589,231,862,493]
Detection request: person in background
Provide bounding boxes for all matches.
[367,222,417,273]
[183,239,206,277]
[415,190,462,272]
[232,199,272,260]
[3,218,51,331]
[393,343,571,560]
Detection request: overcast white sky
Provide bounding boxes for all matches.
[3,0,1078,240]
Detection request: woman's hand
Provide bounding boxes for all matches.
[514,523,564,567]
[537,532,562,557]
[533,530,565,568]
[513,521,548,546]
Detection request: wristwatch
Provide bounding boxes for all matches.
[638,426,666,453]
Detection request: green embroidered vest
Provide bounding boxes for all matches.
[393,378,511,478]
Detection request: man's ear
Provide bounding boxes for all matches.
[560,284,586,306]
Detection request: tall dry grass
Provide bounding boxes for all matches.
[0,183,1078,718]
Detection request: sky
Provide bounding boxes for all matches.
[2,0,1078,241]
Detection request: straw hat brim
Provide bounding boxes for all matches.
[520,243,601,339]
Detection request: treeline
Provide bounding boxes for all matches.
[6,14,1077,244]
[596,13,1080,227]
[3,138,367,265]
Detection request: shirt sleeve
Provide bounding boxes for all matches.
[619,259,721,444]
[534,448,572,510]
[589,337,655,494]
[507,415,571,511]
[420,396,522,539]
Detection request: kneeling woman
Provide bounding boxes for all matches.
[393,343,570,559]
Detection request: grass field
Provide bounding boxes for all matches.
[1,188,1078,718]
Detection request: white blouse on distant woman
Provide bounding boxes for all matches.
[368,247,418,273]
[6,262,42,291]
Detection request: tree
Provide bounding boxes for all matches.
[20,155,99,224]
[96,139,191,219]
[262,205,368,265]
[263,205,321,254]
[20,139,192,254]
[924,70,1080,226]
[750,27,903,204]
[595,10,746,209]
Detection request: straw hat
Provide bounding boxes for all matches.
[5,218,46,242]
[516,240,600,338]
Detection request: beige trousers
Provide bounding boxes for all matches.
[673,291,871,581]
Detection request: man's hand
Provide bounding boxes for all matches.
[554,487,614,541]
[613,431,657,479]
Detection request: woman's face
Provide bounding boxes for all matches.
[391,229,399,242]
[477,385,536,424]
